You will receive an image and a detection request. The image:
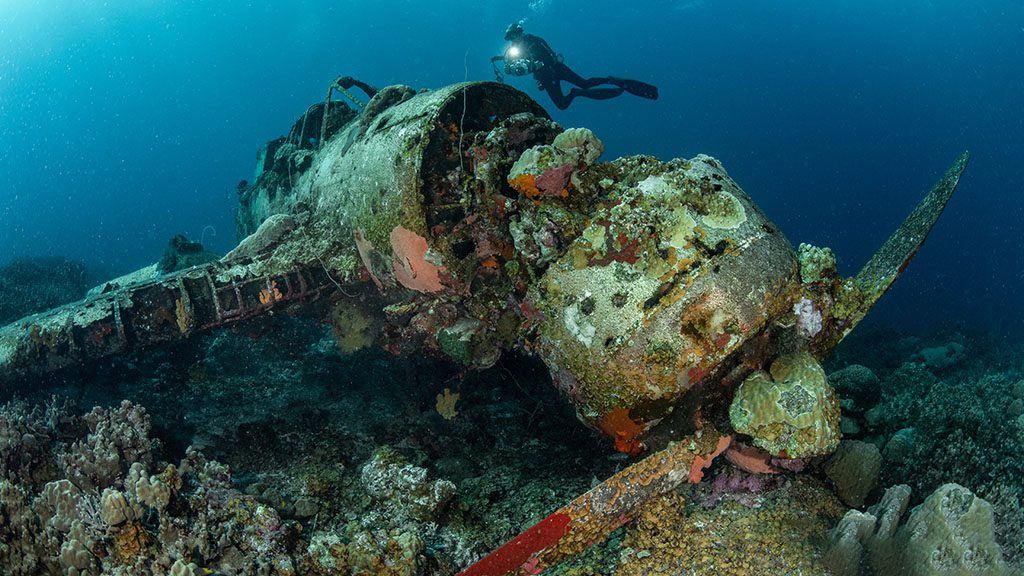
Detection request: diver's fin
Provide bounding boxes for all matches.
[613,78,659,100]
[817,152,969,352]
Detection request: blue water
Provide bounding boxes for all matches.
[1,0,1021,334]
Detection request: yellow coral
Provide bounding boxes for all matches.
[112,522,149,565]
[174,298,190,333]
[258,280,283,305]
[615,476,845,575]
[729,351,841,458]
[435,388,460,420]
[330,302,379,354]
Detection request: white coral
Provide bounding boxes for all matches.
[794,297,823,338]
[552,127,604,165]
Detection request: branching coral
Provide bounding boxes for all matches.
[57,400,155,492]
[0,399,301,575]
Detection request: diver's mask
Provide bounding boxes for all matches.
[503,44,539,76]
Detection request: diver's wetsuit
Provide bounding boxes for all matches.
[494,28,658,110]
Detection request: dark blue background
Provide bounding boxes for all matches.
[1,0,1021,334]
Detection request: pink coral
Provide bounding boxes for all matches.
[688,435,732,483]
[725,443,780,475]
[535,164,574,197]
[794,297,823,338]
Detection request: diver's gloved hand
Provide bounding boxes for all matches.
[333,76,377,99]
[492,59,505,83]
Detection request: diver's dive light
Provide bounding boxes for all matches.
[504,44,536,76]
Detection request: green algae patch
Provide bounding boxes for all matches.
[797,243,838,285]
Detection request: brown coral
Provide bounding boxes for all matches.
[112,522,149,565]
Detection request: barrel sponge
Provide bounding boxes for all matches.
[729,351,841,458]
[824,509,878,576]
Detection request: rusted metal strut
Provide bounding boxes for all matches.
[460,428,730,576]
[0,260,335,381]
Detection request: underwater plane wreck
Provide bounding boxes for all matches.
[0,79,969,573]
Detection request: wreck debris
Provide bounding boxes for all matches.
[0,78,969,457]
[459,428,730,576]
[1,82,548,380]
[528,153,799,443]
[806,152,970,356]
[0,79,971,574]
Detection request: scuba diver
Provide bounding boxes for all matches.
[491,23,659,110]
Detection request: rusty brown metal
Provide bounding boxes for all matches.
[0,82,969,459]
[809,151,971,356]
